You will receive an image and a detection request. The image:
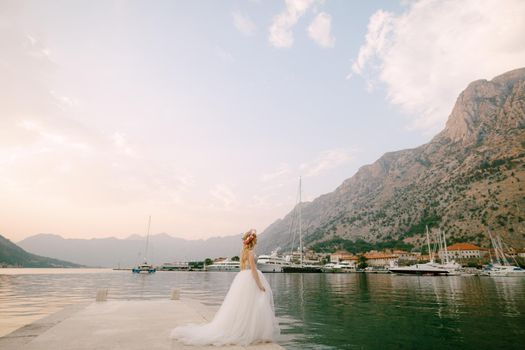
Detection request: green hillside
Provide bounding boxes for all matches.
[0,234,82,268]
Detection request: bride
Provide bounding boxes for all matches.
[170,229,280,346]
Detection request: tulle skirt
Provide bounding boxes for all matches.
[170,269,280,346]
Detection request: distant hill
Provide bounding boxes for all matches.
[0,234,82,267]
[259,67,525,254]
[18,233,244,267]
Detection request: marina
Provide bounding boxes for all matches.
[1,2,524,349]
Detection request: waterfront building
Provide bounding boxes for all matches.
[417,254,431,262]
[364,252,398,268]
[304,249,319,260]
[392,250,421,261]
[160,262,189,271]
[438,243,487,261]
[330,250,357,263]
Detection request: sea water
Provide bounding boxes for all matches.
[0,269,524,349]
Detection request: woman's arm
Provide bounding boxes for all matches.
[248,250,265,292]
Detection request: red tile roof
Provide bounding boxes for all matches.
[446,243,482,251]
[364,253,397,259]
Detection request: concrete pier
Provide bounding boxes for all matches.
[0,300,283,350]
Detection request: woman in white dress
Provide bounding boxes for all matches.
[170,229,280,346]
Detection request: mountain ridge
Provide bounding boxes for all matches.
[0,234,82,267]
[17,232,244,267]
[259,67,525,253]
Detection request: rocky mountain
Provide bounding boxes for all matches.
[18,233,243,267]
[0,234,82,267]
[259,68,525,253]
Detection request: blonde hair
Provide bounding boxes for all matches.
[240,229,257,270]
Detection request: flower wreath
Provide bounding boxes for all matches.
[243,231,256,246]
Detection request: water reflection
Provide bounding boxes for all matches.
[0,269,524,349]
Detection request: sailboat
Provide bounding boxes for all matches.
[282,177,323,273]
[433,228,461,275]
[132,216,156,274]
[389,226,451,275]
[482,230,525,277]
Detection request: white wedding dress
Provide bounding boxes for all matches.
[170,268,280,346]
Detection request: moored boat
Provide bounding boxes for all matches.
[132,263,156,274]
[481,263,525,277]
[132,216,156,274]
[333,261,356,273]
[257,251,290,272]
[205,259,240,272]
[389,262,449,276]
[482,230,525,277]
[322,263,336,272]
[281,178,323,274]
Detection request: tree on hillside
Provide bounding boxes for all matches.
[357,255,368,270]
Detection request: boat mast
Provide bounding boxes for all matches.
[145,215,151,263]
[426,225,433,263]
[441,229,449,264]
[299,177,303,268]
[487,229,501,265]
[496,235,510,266]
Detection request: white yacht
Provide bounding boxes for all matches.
[434,228,462,275]
[482,263,525,277]
[389,226,452,276]
[333,261,356,273]
[479,230,525,277]
[257,251,290,272]
[389,262,450,276]
[205,259,240,272]
[322,263,336,272]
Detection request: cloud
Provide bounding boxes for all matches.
[112,132,134,156]
[260,163,291,182]
[307,12,334,48]
[215,45,235,63]
[17,119,92,153]
[49,90,78,110]
[350,0,525,133]
[268,0,316,48]
[232,10,256,36]
[210,184,237,210]
[300,148,356,177]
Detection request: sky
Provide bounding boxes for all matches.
[1,0,524,242]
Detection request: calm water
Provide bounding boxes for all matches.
[1,269,524,349]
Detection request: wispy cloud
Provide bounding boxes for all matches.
[215,45,235,63]
[112,132,134,156]
[17,119,92,153]
[350,0,525,133]
[49,90,78,110]
[300,148,356,177]
[260,163,291,182]
[268,0,316,48]
[25,33,55,63]
[232,10,256,36]
[210,184,237,210]
[307,12,335,48]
